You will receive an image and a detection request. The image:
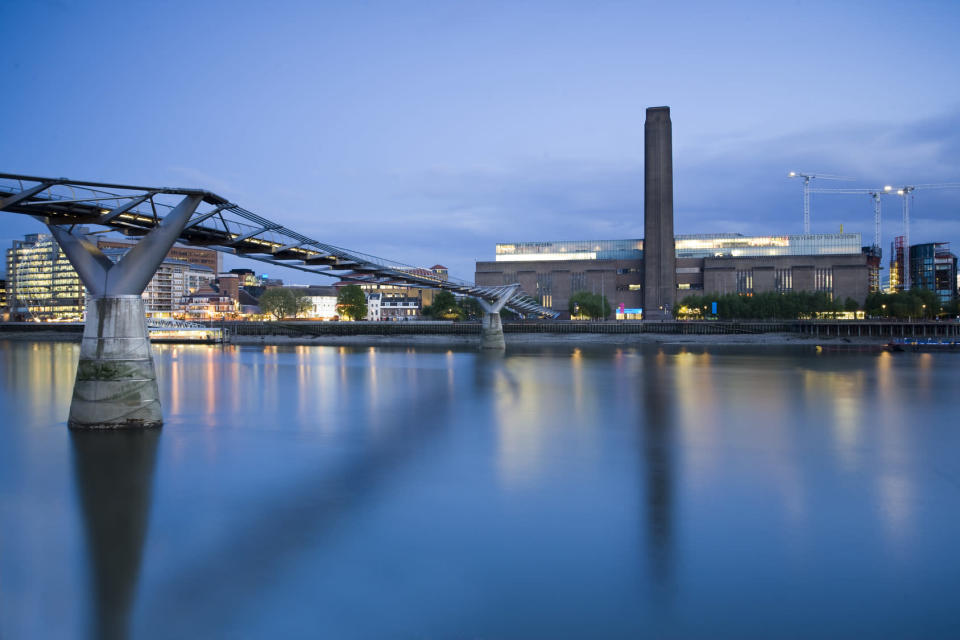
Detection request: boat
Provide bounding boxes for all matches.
[886,338,960,352]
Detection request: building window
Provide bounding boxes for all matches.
[537,273,552,307]
[736,270,753,294]
[775,268,792,292]
[815,268,833,292]
[571,272,586,293]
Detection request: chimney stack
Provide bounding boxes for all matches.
[643,106,676,319]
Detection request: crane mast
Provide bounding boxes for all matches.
[806,182,960,292]
[871,193,881,250]
[884,184,960,291]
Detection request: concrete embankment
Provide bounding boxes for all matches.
[0,322,83,341]
[3,320,958,347]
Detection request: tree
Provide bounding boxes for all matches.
[844,297,860,312]
[942,298,960,319]
[423,290,461,320]
[864,289,942,319]
[258,287,300,320]
[337,284,368,320]
[676,291,866,320]
[459,296,484,321]
[295,293,312,318]
[569,290,610,319]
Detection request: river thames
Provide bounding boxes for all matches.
[1,340,958,639]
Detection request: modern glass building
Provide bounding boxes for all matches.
[5,232,220,321]
[495,233,863,262]
[909,242,957,303]
[6,232,86,320]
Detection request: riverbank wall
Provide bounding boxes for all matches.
[2,320,958,346]
[213,319,960,339]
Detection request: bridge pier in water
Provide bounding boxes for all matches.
[477,284,518,350]
[47,195,202,429]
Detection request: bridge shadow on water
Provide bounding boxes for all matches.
[69,346,682,637]
[138,349,473,637]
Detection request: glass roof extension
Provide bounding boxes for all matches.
[494,233,863,261]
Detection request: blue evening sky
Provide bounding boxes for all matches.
[1,0,959,281]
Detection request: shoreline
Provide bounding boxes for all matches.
[227,333,890,347]
[0,331,897,348]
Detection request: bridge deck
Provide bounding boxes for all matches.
[0,173,556,317]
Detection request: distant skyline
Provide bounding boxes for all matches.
[2,0,959,281]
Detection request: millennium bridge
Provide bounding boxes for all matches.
[0,172,556,429]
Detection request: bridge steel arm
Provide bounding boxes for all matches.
[39,194,203,429]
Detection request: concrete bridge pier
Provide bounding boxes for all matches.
[46,194,203,429]
[478,284,518,350]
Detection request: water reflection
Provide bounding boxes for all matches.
[3,342,959,637]
[137,348,460,637]
[71,430,159,640]
[640,350,675,591]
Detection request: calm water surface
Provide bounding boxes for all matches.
[1,340,958,639]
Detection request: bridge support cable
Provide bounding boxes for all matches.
[0,179,60,211]
[476,284,519,350]
[45,194,202,429]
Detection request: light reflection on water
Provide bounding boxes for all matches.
[1,340,959,639]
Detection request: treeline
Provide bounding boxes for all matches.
[678,288,960,320]
[864,290,960,319]
[675,291,857,320]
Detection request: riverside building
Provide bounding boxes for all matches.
[888,238,958,302]
[4,232,220,320]
[476,106,874,319]
[6,231,86,320]
[477,233,875,319]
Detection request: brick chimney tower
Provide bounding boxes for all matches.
[643,106,676,320]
